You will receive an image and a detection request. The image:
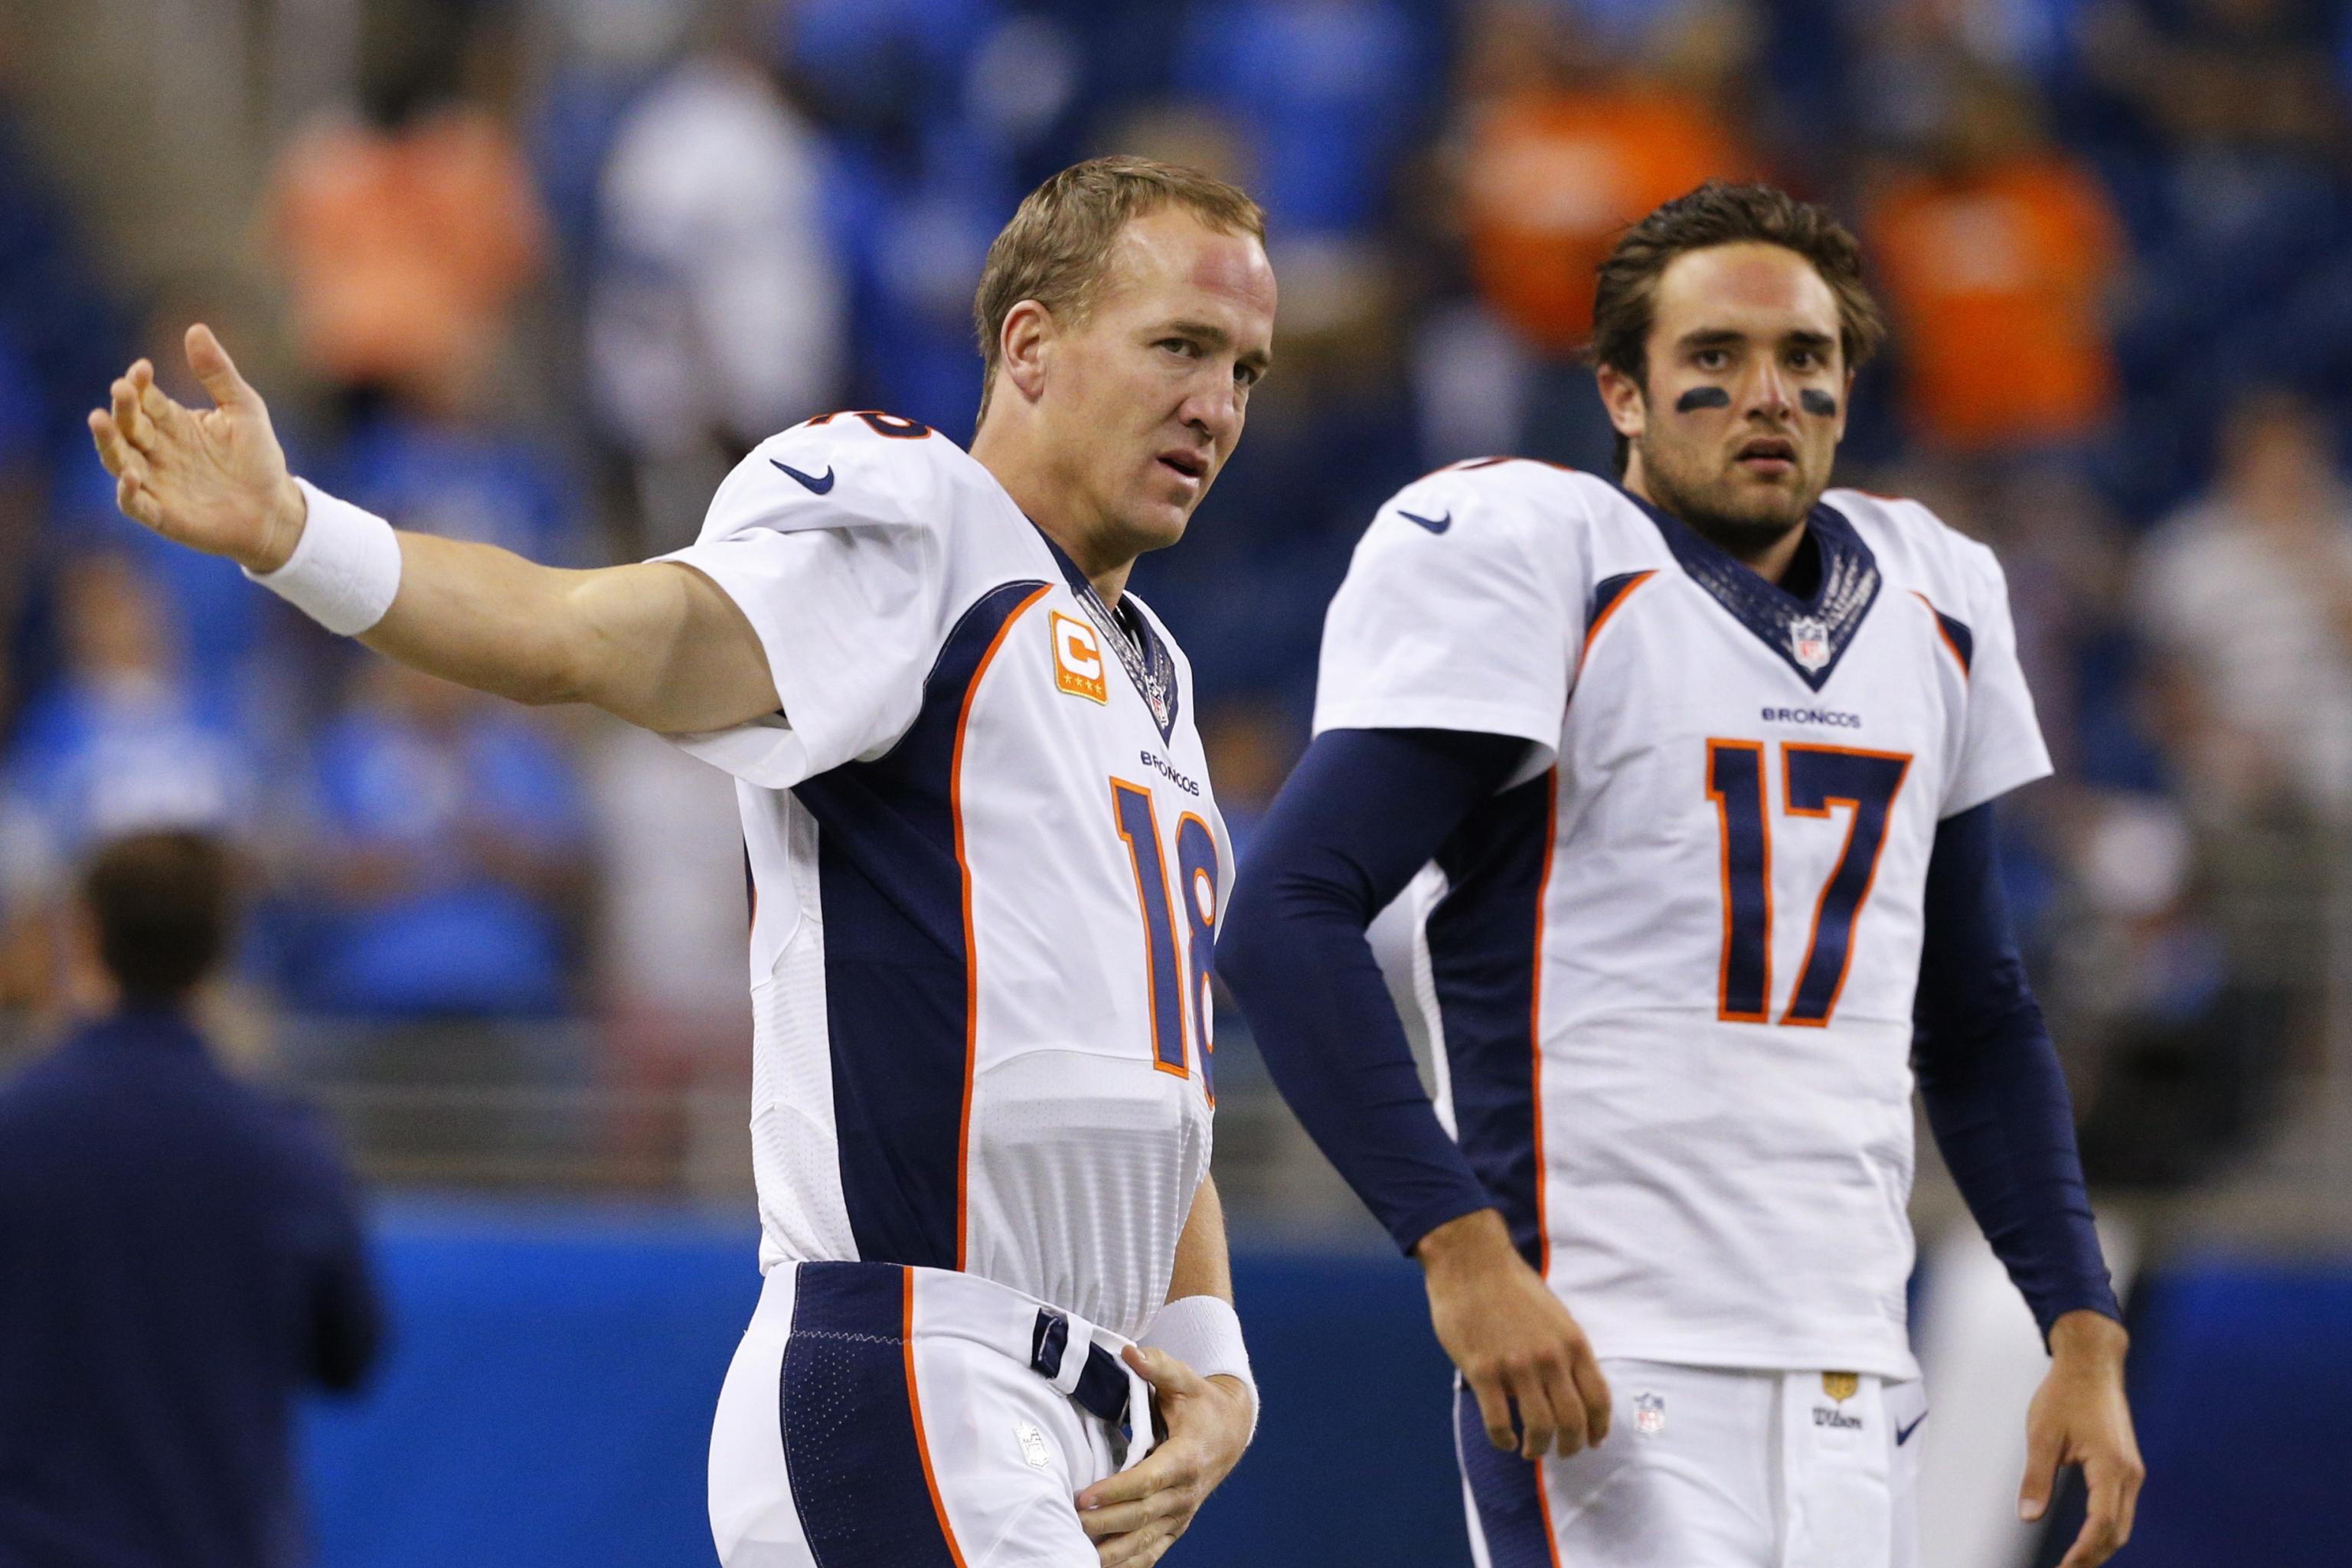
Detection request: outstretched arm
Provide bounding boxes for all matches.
[89,326,778,733]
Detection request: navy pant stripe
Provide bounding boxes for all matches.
[1455,1381,1558,1568]
[794,580,1050,1271]
[779,1263,962,1568]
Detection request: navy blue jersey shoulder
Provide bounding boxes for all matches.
[1612,482,1881,691]
[1929,601,1975,671]
[791,578,1047,1271]
[1588,570,1651,631]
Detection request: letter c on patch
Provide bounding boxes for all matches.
[1052,611,1109,704]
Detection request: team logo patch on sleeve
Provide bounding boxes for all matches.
[1051,611,1109,704]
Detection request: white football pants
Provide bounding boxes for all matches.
[1458,1358,1928,1568]
[709,1260,1154,1568]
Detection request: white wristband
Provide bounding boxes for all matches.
[1142,1295,1258,1443]
[240,478,403,635]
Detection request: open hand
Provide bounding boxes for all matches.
[2020,1310,2144,1568]
[1419,1207,1611,1459]
[87,324,305,572]
[1075,1344,1251,1567]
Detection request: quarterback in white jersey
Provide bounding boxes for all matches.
[1222,183,2142,1568]
[90,157,1275,1568]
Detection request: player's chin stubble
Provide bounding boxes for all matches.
[1640,436,1817,563]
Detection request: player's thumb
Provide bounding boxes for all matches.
[185,323,255,411]
[2018,1425,2061,1522]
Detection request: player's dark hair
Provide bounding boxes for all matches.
[972,156,1267,427]
[1590,181,1886,475]
[80,830,236,1005]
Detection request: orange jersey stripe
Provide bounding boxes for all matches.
[951,585,1054,1271]
[900,1269,971,1568]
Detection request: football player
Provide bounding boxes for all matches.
[1220,181,2142,1568]
[90,157,1272,1568]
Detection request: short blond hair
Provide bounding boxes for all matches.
[972,155,1267,425]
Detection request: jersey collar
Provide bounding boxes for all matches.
[1032,524,1183,743]
[1610,482,1880,693]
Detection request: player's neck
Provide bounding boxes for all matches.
[1621,465,1810,587]
[972,421,1137,606]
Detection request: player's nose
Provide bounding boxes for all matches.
[1178,371,1244,449]
[1743,360,1794,419]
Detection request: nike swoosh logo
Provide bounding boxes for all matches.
[1399,508,1451,534]
[770,459,835,495]
[1895,1413,1928,1446]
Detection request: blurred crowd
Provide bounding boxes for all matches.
[2,0,2350,1191]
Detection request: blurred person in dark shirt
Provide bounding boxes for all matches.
[0,830,383,1568]
[2080,0,2348,159]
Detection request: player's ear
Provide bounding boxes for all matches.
[1596,364,1646,443]
[999,299,1054,407]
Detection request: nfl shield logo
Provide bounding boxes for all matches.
[1634,1391,1667,1435]
[1821,1371,1860,1403]
[1788,616,1831,672]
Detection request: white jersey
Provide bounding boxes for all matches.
[1315,459,2050,1379]
[662,411,1227,1340]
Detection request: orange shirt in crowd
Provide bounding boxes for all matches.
[267,106,547,397]
[1869,158,2124,450]
[1462,87,1755,354]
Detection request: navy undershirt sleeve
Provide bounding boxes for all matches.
[1218,727,1528,1255]
[1915,801,2122,1339]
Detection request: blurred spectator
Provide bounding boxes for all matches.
[1453,1,1756,358]
[294,662,587,1018]
[589,11,846,554]
[338,403,596,567]
[1197,700,1300,858]
[2135,385,2352,819]
[0,554,256,978]
[1176,0,1426,235]
[2080,0,2348,160]
[1866,61,2126,453]
[585,724,752,1188]
[1447,0,1759,466]
[0,330,42,729]
[265,4,547,417]
[0,831,381,1568]
[2045,790,2285,1187]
